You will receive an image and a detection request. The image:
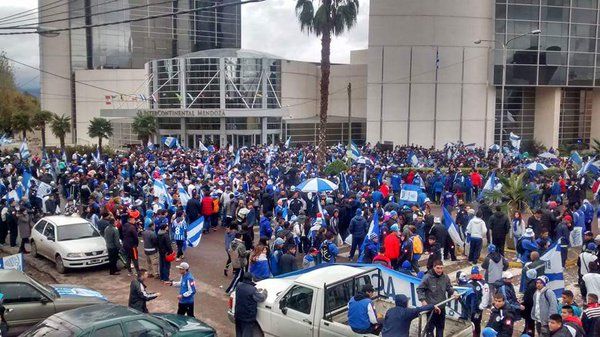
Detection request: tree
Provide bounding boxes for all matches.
[0,53,39,134]
[50,114,71,154]
[12,110,34,139]
[87,117,113,151]
[34,110,55,154]
[483,172,539,214]
[131,112,158,145]
[295,0,359,170]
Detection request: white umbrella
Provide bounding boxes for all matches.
[355,156,374,165]
[525,162,548,171]
[538,152,557,159]
[296,178,338,193]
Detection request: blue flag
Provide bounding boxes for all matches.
[19,139,30,160]
[358,213,380,263]
[443,207,464,247]
[539,241,565,297]
[570,151,583,166]
[187,216,204,247]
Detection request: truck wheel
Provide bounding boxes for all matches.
[253,325,264,337]
[55,255,66,274]
[30,241,39,257]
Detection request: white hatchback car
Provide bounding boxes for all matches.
[30,216,108,273]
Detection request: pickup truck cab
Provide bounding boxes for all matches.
[228,264,470,337]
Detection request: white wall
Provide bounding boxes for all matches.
[367,0,495,147]
[281,60,319,119]
[74,69,149,145]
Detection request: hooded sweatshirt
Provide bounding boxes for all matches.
[382,294,434,337]
[482,251,508,284]
[466,216,487,239]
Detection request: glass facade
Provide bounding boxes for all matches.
[193,0,242,51]
[495,87,536,145]
[559,88,592,146]
[495,0,600,86]
[286,123,366,146]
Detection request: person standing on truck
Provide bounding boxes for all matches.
[381,294,440,337]
[234,273,268,337]
[348,284,382,335]
[417,260,459,337]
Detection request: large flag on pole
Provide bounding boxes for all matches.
[284,136,291,148]
[177,182,190,206]
[570,151,583,166]
[162,136,179,149]
[539,241,565,297]
[346,141,360,161]
[358,213,380,263]
[443,207,465,247]
[187,216,204,247]
[19,139,30,160]
[478,171,497,200]
[509,132,521,149]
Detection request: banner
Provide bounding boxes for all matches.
[36,181,53,199]
[399,184,420,203]
[0,253,24,271]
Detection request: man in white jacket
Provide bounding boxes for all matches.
[466,210,488,264]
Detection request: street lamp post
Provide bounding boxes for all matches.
[475,29,540,147]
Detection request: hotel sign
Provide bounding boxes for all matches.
[139,109,226,118]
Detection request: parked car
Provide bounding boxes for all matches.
[0,269,107,330]
[21,303,217,337]
[30,216,108,273]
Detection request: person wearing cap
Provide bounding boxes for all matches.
[319,232,339,264]
[417,260,459,337]
[481,327,498,337]
[347,284,382,334]
[362,233,380,264]
[226,233,250,294]
[465,266,490,337]
[485,293,515,337]
[381,294,439,337]
[495,271,524,319]
[532,275,558,337]
[234,272,268,337]
[166,262,196,317]
[578,242,598,299]
[522,268,539,336]
[302,247,319,269]
[482,244,508,299]
[583,230,595,248]
[518,228,539,263]
[348,208,368,261]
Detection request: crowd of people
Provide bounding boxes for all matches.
[0,141,599,337]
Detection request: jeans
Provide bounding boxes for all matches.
[468,237,483,263]
[0,221,7,244]
[107,248,120,274]
[349,236,365,260]
[177,302,195,317]
[159,255,171,281]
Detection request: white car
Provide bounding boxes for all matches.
[30,216,108,274]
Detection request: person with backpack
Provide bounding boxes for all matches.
[494,272,524,320]
[481,244,508,300]
[518,228,539,263]
[466,266,490,337]
[269,238,285,276]
[408,225,423,273]
[532,276,558,337]
[320,232,339,264]
[226,233,249,294]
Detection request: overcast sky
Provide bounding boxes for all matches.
[0,0,369,93]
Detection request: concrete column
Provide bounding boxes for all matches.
[179,58,186,109]
[180,118,187,147]
[534,87,561,149]
[261,117,268,144]
[220,59,226,109]
[591,89,600,148]
[220,117,226,147]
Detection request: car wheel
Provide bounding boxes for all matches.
[55,255,66,274]
[30,241,39,258]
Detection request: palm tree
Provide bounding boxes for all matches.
[33,110,54,154]
[87,117,113,151]
[483,172,539,214]
[295,0,359,169]
[50,114,71,154]
[131,112,158,145]
[12,110,34,139]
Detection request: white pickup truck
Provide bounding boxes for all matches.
[228,264,471,337]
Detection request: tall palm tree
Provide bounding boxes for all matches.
[34,110,54,154]
[132,112,158,145]
[484,172,539,213]
[12,110,34,139]
[87,117,113,151]
[295,0,359,169]
[50,114,71,154]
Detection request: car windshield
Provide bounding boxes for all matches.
[57,223,100,241]
[22,320,75,337]
[25,273,55,298]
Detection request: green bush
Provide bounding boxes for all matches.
[324,159,349,176]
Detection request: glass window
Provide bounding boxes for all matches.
[185,117,220,131]
[541,22,569,36]
[574,0,598,8]
[540,51,567,65]
[512,50,539,65]
[496,5,507,19]
[539,66,567,85]
[0,283,44,303]
[540,36,568,51]
[57,223,100,241]
[496,19,506,33]
[284,286,314,315]
[543,0,570,5]
[43,224,55,240]
[124,320,164,337]
[570,53,595,66]
[505,35,539,50]
[158,117,181,130]
[571,37,596,52]
[572,9,597,24]
[34,220,47,234]
[94,325,124,337]
[506,65,538,85]
[541,6,570,22]
[568,67,594,85]
[571,24,596,37]
[508,5,539,20]
[506,20,540,35]
[22,321,75,337]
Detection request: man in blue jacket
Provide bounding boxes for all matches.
[381,294,439,337]
[259,211,273,241]
[348,208,369,260]
[166,262,197,317]
[348,284,381,334]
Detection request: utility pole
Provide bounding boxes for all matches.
[347,82,352,146]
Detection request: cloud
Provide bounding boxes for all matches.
[0,0,369,92]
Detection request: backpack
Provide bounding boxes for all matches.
[412,236,424,254]
[320,241,332,263]
[516,236,526,255]
[212,199,220,213]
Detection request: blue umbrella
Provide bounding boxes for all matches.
[525,162,548,171]
[296,178,338,193]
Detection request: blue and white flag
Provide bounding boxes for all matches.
[509,132,521,150]
[570,151,583,167]
[399,184,421,204]
[153,179,172,207]
[413,173,425,190]
[147,140,156,151]
[478,171,497,200]
[346,141,360,161]
[233,149,241,167]
[358,213,380,263]
[198,140,208,152]
[0,253,24,271]
[162,136,179,149]
[0,135,13,146]
[408,152,419,167]
[92,146,100,163]
[339,172,349,195]
[443,207,465,247]
[284,136,291,148]
[570,208,584,248]
[578,156,599,177]
[187,216,204,247]
[15,170,32,200]
[177,182,190,206]
[539,241,565,297]
[19,139,30,160]
[228,144,234,153]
